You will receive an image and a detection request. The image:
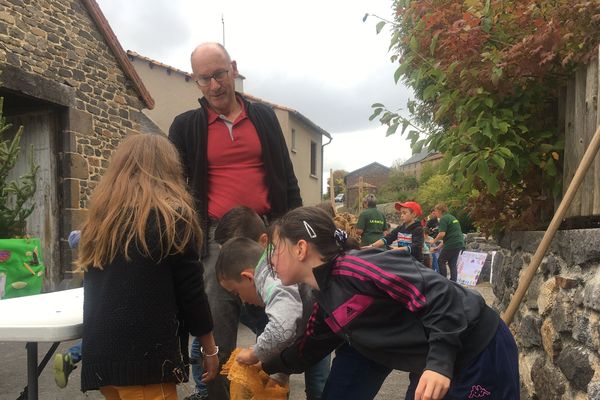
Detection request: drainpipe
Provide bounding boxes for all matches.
[321,135,333,199]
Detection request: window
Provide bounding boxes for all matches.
[310,140,317,176]
[291,128,297,152]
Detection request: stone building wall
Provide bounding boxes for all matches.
[494,229,600,399]
[0,0,151,283]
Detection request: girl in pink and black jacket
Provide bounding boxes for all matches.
[261,206,519,400]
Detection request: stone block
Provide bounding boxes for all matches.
[557,345,594,391]
[555,229,600,266]
[61,152,88,180]
[538,278,558,316]
[519,352,539,398]
[0,64,76,107]
[61,178,80,209]
[66,108,93,136]
[572,313,596,348]
[583,271,600,312]
[540,253,563,277]
[541,319,562,361]
[550,294,574,333]
[519,314,543,348]
[531,357,566,400]
[555,275,579,289]
[525,274,543,310]
[588,382,600,400]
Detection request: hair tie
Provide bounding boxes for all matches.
[334,229,348,247]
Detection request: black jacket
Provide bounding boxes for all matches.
[263,248,499,380]
[168,94,302,244]
[81,218,213,391]
[383,220,424,262]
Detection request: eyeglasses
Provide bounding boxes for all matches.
[195,70,229,87]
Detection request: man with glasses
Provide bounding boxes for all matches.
[169,43,302,400]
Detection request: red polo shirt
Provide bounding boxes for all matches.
[206,99,271,219]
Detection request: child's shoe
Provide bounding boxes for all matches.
[53,352,75,388]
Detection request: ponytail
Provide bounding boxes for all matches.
[271,206,357,262]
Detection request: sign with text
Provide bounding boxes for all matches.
[457,251,488,286]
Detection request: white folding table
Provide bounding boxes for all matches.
[0,288,83,400]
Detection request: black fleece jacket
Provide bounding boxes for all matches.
[81,218,212,391]
[168,94,302,250]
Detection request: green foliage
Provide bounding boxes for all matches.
[377,169,418,203]
[325,169,349,198]
[0,97,39,238]
[368,0,600,234]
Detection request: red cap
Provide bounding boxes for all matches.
[395,201,423,217]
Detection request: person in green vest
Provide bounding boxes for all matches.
[431,203,465,282]
[356,194,387,247]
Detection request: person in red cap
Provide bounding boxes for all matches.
[369,201,424,263]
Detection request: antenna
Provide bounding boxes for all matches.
[222,14,225,47]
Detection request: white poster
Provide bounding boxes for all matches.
[456,251,488,286]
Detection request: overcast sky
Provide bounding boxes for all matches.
[95,0,415,179]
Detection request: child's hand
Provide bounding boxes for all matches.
[236,347,259,365]
[266,377,285,388]
[414,370,450,400]
[201,354,220,383]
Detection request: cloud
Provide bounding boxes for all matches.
[96,0,191,60]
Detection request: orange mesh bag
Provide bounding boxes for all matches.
[220,348,289,400]
[333,212,360,242]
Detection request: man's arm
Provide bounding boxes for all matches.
[168,114,191,180]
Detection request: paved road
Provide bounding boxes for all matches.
[0,284,494,400]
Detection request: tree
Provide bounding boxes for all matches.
[325,169,349,197]
[0,97,39,238]
[367,0,600,234]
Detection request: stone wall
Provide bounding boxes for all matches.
[0,0,150,283]
[494,229,600,399]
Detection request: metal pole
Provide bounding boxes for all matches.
[222,14,225,47]
[26,342,38,400]
[502,124,600,325]
[329,169,335,208]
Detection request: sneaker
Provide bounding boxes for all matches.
[53,353,75,388]
[183,393,209,400]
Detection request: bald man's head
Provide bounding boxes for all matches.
[190,42,231,65]
[190,42,239,116]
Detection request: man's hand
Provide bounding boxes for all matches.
[414,370,451,400]
[236,347,259,365]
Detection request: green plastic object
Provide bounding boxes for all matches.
[0,238,45,299]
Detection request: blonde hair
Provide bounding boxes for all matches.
[76,133,202,270]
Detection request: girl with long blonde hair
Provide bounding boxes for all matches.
[78,133,218,400]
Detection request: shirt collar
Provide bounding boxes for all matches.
[206,95,247,125]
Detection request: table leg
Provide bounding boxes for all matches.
[26,342,38,400]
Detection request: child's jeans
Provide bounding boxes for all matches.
[305,354,331,400]
[431,252,440,273]
[321,344,391,400]
[190,338,209,397]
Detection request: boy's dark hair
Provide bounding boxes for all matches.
[215,237,263,282]
[315,201,336,218]
[270,206,358,263]
[214,206,267,245]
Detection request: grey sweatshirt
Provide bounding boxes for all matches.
[253,249,313,383]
